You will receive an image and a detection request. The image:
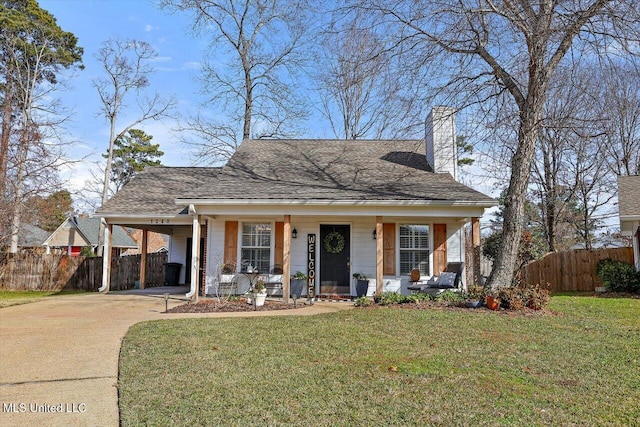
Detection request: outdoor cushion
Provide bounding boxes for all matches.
[428,272,457,289]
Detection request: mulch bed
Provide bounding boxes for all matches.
[167,299,305,313]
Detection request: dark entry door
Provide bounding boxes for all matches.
[320,224,350,294]
[185,237,205,286]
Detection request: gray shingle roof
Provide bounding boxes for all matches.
[74,218,137,247]
[97,167,222,215]
[618,175,640,217]
[18,223,49,247]
[184,139,495,202]
[97,140,495,216]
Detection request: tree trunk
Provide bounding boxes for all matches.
[9,121,31,253]
[0,68,13,194]
[488,108,542,288]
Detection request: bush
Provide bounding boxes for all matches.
[596,260,640,293]
[434,290,464,303]
[374,292,408,305]
[354,296,372,307]
[497,284,550,310]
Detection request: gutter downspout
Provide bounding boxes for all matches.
[98,218,112,293]
[185,204,200,301]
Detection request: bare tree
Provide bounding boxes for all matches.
[161,0,310,164]
[94,38,175,206]
[316,16,418,140]
[358,0,640,287]
[599,63,640,176]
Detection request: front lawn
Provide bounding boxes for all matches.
[119,295,640,426]
[0,289,86,308]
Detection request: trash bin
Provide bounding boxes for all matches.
[164,262,182,286]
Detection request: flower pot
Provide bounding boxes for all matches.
[254,291,267,307]
[355,280,369,298]
[291,279,305,298]
[485,296,500,311]
[465,299,482,308]
[594,286,607,293]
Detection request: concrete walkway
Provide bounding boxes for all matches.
[0,291,353,427]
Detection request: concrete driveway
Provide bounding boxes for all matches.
[0,290,352,427]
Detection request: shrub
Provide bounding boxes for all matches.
[497,284,550,310]
[374,292,408,305]
[596,260,640,293]
[406,293,433,303]
[434,290,464,303]
[354,296,372,307]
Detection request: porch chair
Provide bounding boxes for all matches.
[265,265,284,296]
[408,262,465,296]
[216,263,238,295]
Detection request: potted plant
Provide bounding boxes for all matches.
[464,285,485,308]
[252,280,267,307]
[290,271,307,299]
[484,289,501,311]
[353,273,369,298]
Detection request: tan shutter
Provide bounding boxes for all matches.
[224,221,238,267]
[274,222,284,269]
[383,223,396,275]
[433,223,447,273]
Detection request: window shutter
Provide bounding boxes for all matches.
[274,222,284,269]
[383,223,396,275]
[433,223,447,274]
[224,221,238,267]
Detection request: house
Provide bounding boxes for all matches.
[12,223,50,253]
[122,229,169,256]
[43,216,137,256]
[617,175,640,271]
[95,107,497,301]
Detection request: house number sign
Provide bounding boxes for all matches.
[307,234,316,300]
[150,218,171,224]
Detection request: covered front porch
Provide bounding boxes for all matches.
[99,204,483,303]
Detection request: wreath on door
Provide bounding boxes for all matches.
[323,231,345,254]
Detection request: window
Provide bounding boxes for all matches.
[240,223,271,272]
[399,225,430,275]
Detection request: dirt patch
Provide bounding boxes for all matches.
[167,299,306,313]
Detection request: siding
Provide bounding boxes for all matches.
[204,216,469,295]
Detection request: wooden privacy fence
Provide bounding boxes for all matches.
[521,247,634,292]
[0,252,168,291]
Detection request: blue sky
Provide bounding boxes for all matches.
[38,0,504,214]
[39,0,208,206]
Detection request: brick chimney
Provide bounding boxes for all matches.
[426,106,457,180]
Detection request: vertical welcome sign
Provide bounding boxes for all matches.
[307,234,316,300]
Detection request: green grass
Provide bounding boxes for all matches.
[119,296,640,426]
[0,289,87,308]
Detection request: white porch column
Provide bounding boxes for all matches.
[98,219,112,293]
[283,215,291,304]
[472,217,481,286]
[186,205,200,301]
[139,229,148,290]
[376,216,384,295]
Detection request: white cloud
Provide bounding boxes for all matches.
[145,24,155,32]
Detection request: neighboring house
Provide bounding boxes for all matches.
[43,216,137,256]
[122,229,169,256]
[96,107,497,300]
[617,175,640,271]
[13,223,50,253]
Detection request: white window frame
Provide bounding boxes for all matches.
[239,221,273,273]
[398,224,431,277]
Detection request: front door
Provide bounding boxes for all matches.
[320,224,350,294]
